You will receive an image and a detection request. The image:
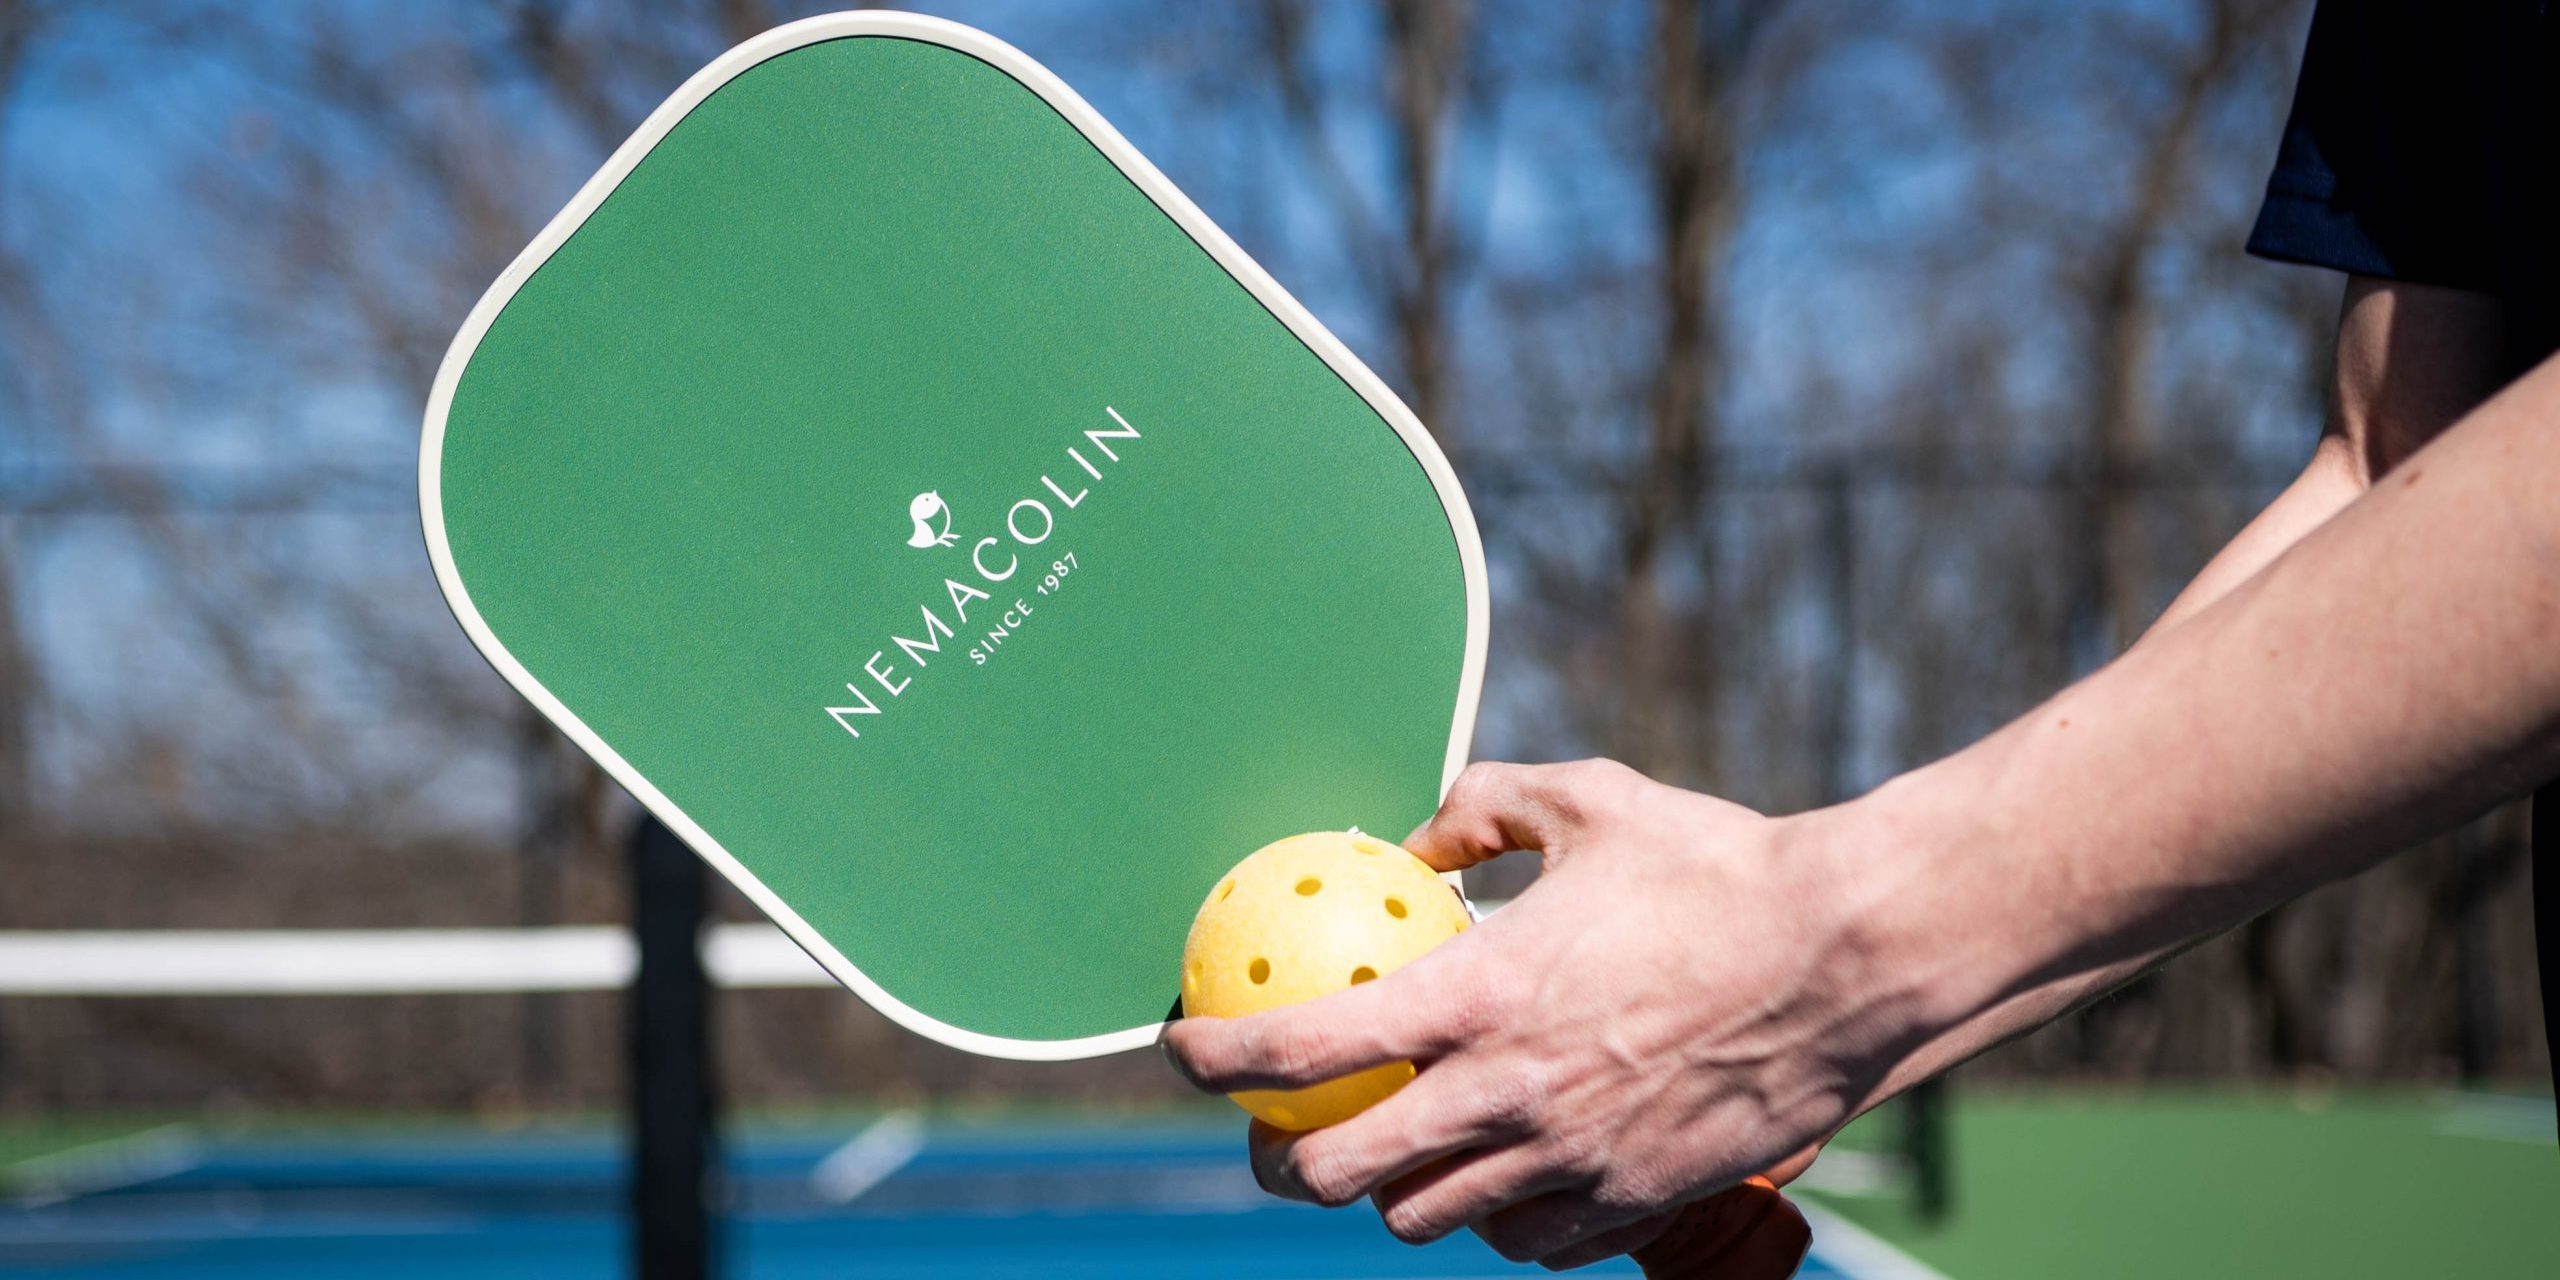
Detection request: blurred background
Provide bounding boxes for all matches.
[0,1,2550,1277]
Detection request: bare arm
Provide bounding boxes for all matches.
[2156,276,2510,629]
[1864,276,2514,1097]
[1840,330,2560,1118]
[1164,282,2560,1268]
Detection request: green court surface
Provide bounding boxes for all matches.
[1811,1089,2558,1280]
[5,1091,2552,1277]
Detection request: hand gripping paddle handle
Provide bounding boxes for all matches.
[1630,1176,1813,1280]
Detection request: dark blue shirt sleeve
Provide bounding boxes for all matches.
[2246,1,2506,291]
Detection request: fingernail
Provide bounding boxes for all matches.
[1158,1034,1203,1088]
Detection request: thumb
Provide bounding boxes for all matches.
[1402,759,1639,872]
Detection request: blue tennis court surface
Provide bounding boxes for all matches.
[2,1120,1881,1278]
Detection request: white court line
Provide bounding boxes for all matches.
[2430,1091,2557,1145]
[1800,1199,1958,1280]
[0,908,1561,997]
[809,1110,928,1204]
[0,925,833,995]
[3,1123,200,1208]
[1789,1147,1903,1197]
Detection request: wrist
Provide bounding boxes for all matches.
[1780,761,2042,1084]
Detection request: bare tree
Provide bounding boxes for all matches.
[1255,0,1493,453]
[3,0,2543,1116]
[0,0,61,831]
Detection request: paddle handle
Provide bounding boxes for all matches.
[1629,1176,1813,1280]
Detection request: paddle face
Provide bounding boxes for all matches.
[422,14,1484,1059]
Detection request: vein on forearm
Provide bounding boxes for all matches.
[1839,280,2521,1108]
[1851,348,2560,1097]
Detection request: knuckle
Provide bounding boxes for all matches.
[1475,1069,1546,1134]
[1382,1203,1442,1245]
[1264,1025,1338,1082]
[1563,756,1647,809]
[1594,1166,1673,1214]
[1562,756,1630,783]
[1550,1130,1607,1179]
[1434,969,1511,1043]
[1289,1150,1360,1207]
[1444,762,1508,811]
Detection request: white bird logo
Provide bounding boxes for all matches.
[906,491,958,549]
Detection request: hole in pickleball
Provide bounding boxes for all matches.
[1349,967,1377,985]
[1249,958,1270,984]
[1216,880,1235,903]
[1296,877,1322,896]
[1384,898,1408,919]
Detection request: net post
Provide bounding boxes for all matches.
[2535,793,2555,1097]
[1823,463,1955,1224]
[628,815,721,1280]
[1903,1076,1950,1225]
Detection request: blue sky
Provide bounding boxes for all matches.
[1,0,2327,832]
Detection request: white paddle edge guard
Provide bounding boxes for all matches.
[418,10,1489,1061]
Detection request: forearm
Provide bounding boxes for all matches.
[1847,282,2514,1104]
[1815,350,2560,1113]
[1851,445,2367,1099]
[2153,276,2505,638]
[2147,439,2364,636]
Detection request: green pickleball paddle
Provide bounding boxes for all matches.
[421,11,1484,1059]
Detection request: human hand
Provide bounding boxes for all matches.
[1626,1167,1815,1278]
[1248,1122,1824,1272]
[1164,760,1927,1267]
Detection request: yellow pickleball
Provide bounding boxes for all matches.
[1180,830,1474,1130]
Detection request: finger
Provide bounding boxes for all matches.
[1262,1066,1522,1206]
[1162,952,1482,1093]
[1370,1142,1579,1246]
[1473,1188,1655,1268]
[1247,1121,1311,1201]
[1763,1142,1822,1189]
[1534,1212,1677,1272]
[1404,759,1637,872]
